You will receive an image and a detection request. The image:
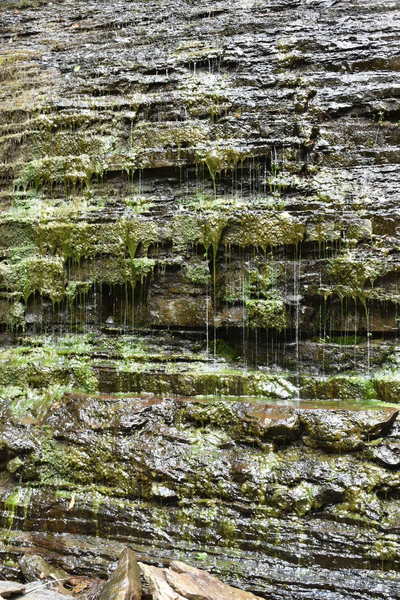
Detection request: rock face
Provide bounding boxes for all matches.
[0,0,399,366]
[1,1,400,599]
[0,395,399,598]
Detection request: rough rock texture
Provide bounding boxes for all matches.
[0,395,399,598]
[99,548,141,600]
[0,0,399,365]
[97,549,263,600]
[1,1,400,599]
[140,560,264,600]
[18,554,69,582]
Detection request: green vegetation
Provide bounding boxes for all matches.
[15,155,105,190]
[184,261,211,285]
[0,255,65,302]
[36,219,159,261]
[328,252,384,289]
[245,263,287,330]
[197,147,247,185]
[245,298,287,330]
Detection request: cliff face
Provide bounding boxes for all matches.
[1,396,400,599]
[0,1,400,598]
[1,0,399,343]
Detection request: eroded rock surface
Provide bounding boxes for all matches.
[1,1,400,599]
[0,395,399,598]
[0,0,398,370]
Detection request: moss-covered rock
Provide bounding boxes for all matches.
[183,261,211,286]
[1,256,65,302]
[15,155,105,190]
[300,376,373,401]
[373,376,400,404]
[328,252,384,289]
[245,298,287,330]
[224,212,304,249]
[36,219,159,262]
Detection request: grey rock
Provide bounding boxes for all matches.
[0,582,25,599]
[19,555,69,584]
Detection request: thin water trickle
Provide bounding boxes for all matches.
[242,271,247,368]
[366,306,371,374]
[206,295,210,356]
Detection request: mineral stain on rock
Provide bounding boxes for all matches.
[0,0,400,599]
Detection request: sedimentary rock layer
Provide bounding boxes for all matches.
[0,0,399,346]
[1,2,400,599]
[0,395,399,599]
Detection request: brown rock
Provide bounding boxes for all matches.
[99,548,141,600]
[166,561,263,600]
[139,564,186,600]
[139,561,263,600]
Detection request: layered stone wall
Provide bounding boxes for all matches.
[0,0,399,353]
[1,2,400,599]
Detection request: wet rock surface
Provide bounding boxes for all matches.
[98,548,141,600]
[0,0,399,360]
[1,1,400,599]
[0,394,399,598]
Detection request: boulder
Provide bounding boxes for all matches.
[367,441,400,468]
[98,548,141,600]
[140,564,186,600]
[140,560,263,600]
[300,409,399,451]
[19,555,69,584]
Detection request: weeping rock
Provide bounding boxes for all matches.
[0,0,400,599]
[98,548,141,600]
[0,0,399,372]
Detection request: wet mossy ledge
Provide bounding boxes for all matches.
[0,332,399,405]
[0,201,398,334]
